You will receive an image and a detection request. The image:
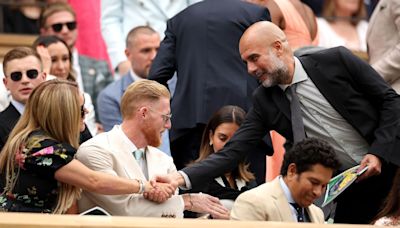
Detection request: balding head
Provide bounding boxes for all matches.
[240,21,288,54]
[239,21,294,87]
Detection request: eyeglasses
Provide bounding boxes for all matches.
[9,69,39,82]
[50,21,77,32]
[148,107,172,123]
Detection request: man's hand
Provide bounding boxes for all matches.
[183,193,230,219]
[153,172,185,189]
[357,154,382,182]
[143,182,175,203]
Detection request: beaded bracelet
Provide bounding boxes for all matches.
[137,179,145,194]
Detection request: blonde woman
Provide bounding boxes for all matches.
[0,80,173,213]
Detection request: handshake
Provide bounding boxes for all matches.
[142,172,181,203]
[140,172,230,219]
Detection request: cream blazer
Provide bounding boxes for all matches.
[230,177,324,223]
[367,0,400,93]
[76,126,184,218]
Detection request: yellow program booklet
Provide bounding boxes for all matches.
[322,165,368,207]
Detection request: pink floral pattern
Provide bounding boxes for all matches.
[0,131,76,212]
[31,146,54,157]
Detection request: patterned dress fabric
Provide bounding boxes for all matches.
[0,130,75,213]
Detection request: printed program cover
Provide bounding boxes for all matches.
[322,165,368,207]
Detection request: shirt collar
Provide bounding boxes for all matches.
[278,57,308,91]
[116,124,147,159]
[10,99,25,114]
[130,69,145,82]
[279,175,296,204]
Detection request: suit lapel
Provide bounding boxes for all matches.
[299,55,352,122]
[122,72,135,93]
[306,206,317,223]
[2,104,21,130]
[107,127,146,180]
[271,87,291,121]
[146,148,157,180]
[270,178,296,222]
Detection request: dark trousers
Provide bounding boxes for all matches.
[334,163,397,224]
[171,125,267,185]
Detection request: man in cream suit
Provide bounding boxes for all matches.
[367,0,400,93]
[231,138,340,222]
[77,80,229,218]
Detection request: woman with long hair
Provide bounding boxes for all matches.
[0,80,172,213]
[373,169,400,226]
[188,105,256,216]
[33,35,98,136]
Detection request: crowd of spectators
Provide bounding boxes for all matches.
[1,0,400,227]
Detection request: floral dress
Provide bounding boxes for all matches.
[0,130,76,213]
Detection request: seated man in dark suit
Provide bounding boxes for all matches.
[155,21,400,224]
[0,47,46,150]
[0,47,92,151]
[231,138,340,223]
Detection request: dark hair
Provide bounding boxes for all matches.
[196,105,255,182]
[280,138,340,176]
[374,169,400,222]
[32,35,75,81]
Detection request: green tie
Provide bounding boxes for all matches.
[133,149,144,160]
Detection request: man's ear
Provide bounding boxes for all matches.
[287,163,297,178]
[41,72,47,80]
[125,49,130,58]
[3,77,9,91]
[138,106,148,119]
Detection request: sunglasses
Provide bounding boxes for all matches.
[81,96,85,119]
[9,69,39,82]
[50,21,77,32]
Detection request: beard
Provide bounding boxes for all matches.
[260,52,290,88]
[142,120,162,147]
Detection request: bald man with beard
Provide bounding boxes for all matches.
[157,21,400,224]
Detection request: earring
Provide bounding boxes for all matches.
[209,141,213,146]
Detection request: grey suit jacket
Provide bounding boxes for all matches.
[79,54,113,114]
[76,126,183,217]
[97,72,133,131]
[230,177,324,223]
[367,0,400,93]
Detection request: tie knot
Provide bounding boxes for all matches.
[286,83,298,94]
[133,148,144,160]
